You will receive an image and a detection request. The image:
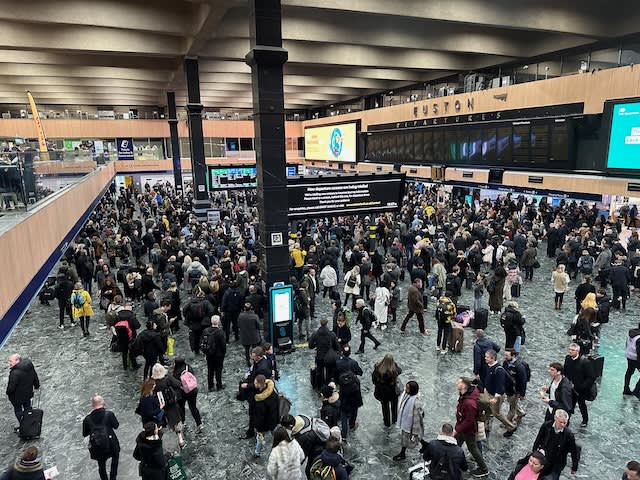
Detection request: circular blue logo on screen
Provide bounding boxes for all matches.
[330,127,343,158]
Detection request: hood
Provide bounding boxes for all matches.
[320,450,343,467]
[436,434,458,445]
[324,392,340,405]
[136,432,163,450]
[255,379,275,402]
[13,358,34,373]
[461,385,480,402]
[291,415,308,435]
[630,328,640,338]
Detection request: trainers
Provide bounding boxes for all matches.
[471,468,489,478]
[70,322,77,327]
[58,325,64,330]
[580,422,588,428]
[195,424,203,434]
[435,346,441,352]
[503,429,516,438]
[440,349,447,355]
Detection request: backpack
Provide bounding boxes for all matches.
[445,274,457,295]
[200,330,214,355]
[519,360,532,383]
[72,291,85,309]
[88,416,113,459]
[498,365,515,392]
[298,416,331,443]
[429,447,455,480]
[340,307,352,327]
[180,366,198,394]
[294,291,306,314]
[162,383,178,407]
[338,370,359,395]
[309,458,336,480]
[114,320,133,341]
[277,391,292,419]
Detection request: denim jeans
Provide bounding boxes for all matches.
[255,431,269,456]
[513,335,522,354]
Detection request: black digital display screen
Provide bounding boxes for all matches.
[207,166,257,190]
[530,124,550,162]
[412,132,423,161]
[468,128,482,163]
[551,121,569,162]
[423,130,433,162]
[512,124,531,163]
[497,126,511,162]
[287,173,406,219]
[433,130,443,161]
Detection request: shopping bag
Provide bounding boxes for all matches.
[167,455,188,480]
[165,336,175,357]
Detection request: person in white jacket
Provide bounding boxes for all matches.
[267,426,305,480]
[319,263,338,299]
[374,282,391,330]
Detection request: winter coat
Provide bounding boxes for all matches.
[320,394,341,428]
[237,311,261,346]
[552,270,570,293]
[253,379,280,433]
[0,460,46,480]
[82,408,120,459]
[319,450,350,480]
[319,265,338,287]
[6,359,40,406]
[507,455,555,480]
[309,326,340,361]
[473,338,500,381]
[501,305,525,337]
[422,436,468,480]
[487,276,506,312]
[153,375,184,429]
[70,288,94,318]
[372,363,402,402]
[135,328,164,359]
[520,246,538,267]
[407,285,423,313]
[455,385,480,435]
[132,433,167,480]
[267,439,305,480]
[343,269,361,295]
[532,421,580,473]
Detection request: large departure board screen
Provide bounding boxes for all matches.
[530,124,550,162]
[207,166,257,190]
[606,100,640,169]
[304,122,358,162]
[287,173,405,219]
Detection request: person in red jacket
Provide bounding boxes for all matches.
[453,377,489,478]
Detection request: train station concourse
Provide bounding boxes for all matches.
[2,2,640,479]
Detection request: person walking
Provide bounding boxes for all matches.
[503,350,528,426]
[82,395,120,480]
[251,374,280,458]
[201,315,227,392]
[481,349,517,437]
[624,322,640,397]
[354,298,381,354]
[267,426,305,480]
[486,267,507,314]
[563,343,595,427]
[393,381,424,461]
[500,302,526,353]
[373,281,391,330]
[6,354,40,429]
[54,272,74,329]
[0,446,46,480]
[135,321,164,380]
[319,263,338,299]
[343,265,361,310]
[309,318,341,387]
[71,281,94,336]
[372,353,402,427]
[520,242,538,281]
[136,379,164,427]
[400,278,429,335]
[421,423,469,479]
[183,287,215,354]
[531,409,580,479]
[453,377,489,478]
[173,357,203,434]
[151,363,186,449]
[540,362,575,422]
[132,422,168,480]
[551,265,570,310]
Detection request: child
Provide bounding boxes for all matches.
[473,273,486,312]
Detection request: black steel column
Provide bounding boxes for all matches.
[166,92,183,197]
[245,0,290,290]
[184,58,209,221]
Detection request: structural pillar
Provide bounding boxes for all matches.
[184,58,210,221]
[166,92,183,197]
[245,1,290,286]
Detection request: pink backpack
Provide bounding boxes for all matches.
[180,366,198,394]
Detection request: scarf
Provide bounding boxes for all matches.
[397,392,418,433]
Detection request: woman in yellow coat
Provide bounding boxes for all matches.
[71,282,94,336]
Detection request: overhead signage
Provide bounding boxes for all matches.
[304,122,357,162]
[207,165,257,190]
[606,100,640,170]
[287,173,405,219]
[116,138,135,160]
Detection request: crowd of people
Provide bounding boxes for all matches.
[3,179,640,480]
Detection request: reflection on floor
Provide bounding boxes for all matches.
[1,249,639,480]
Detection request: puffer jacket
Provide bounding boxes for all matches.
[70,288,94,318]
[267,439,305,480]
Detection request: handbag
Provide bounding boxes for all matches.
[532,260,541,269]
[167,454,188,480]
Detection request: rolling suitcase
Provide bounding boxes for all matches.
[20,407,43,440]
[448,326,464,352]
[588,354,605,379]
[408,461,428,480]
[310,367,319,389]
[473,308,488,330]
[511,283,521,298]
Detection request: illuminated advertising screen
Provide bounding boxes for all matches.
[287,173,405,219]
[606,100,640,169]
[207,166,257,190]
[304,122,357,162]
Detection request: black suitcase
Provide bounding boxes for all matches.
[20,408,43,440]
[588,354,605,379]
[310,367,319,389]
[511,283,521,298]
[473,309,489,330]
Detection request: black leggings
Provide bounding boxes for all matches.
[58,300,72,326]
[625,359,640,391]
[79,316,91,333]
[554,292,565,307]
[179,391,202,426]
[380,396,399,427]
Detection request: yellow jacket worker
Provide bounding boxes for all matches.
[291,243,306,280]
[70,282,94,337]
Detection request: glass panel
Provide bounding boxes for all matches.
[413,131,423,161]
[537,60,561,80]
[514,64,537,83]
[512,124,531,163]
[590,47,620,70]
[530,123,550,163]
[551,120,570,162]
[404,132,414,162]
[211,138,225,157]
[444,129,457,163]
[458,129,469,162]
[483,127,497,164]
[496,126,511,163]
[179,138,191,158]
[621,42,640,66]
[225,138,239,152]
[423,130,433,163]
[468,128,482,163]
[240,138,253,150]
[432,130,443,162]
[561,53,589,76]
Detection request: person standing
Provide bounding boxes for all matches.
[136,320,164,380]
[435,294,456,354]
[540,362,575,422]
[421,423,469,479]
[6,354,39,429]
[453,377,489,478]
[54,272,74,329]
[267,426,305,480]
[393,381,424,461]
[481,349,517,437]
[551,265,570,310]
[372,353,401,427]
[563,343,595,427]
[400,278,428,335]
[520,242,538,281]
[238,303,262,368]
[320,263,338,299]
[373,281,391,330]
[132,422,167,480]
[252,374,280,458]
[624,322,640,397]
[354,298,381,354]
[183,287,215,354]
[335,346,363,440]
[309,318,341,387]
[202,315,227,392]
[343,265,361,310]
[71,281,94,336]
[82,396,120,480]
[500,302,526,353]
[503,350,528,426]
[531,409,580,480]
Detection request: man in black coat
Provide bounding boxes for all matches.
[563,343,595,427]
[6,354,40,427]
[335,346,363,440]
[610,260,631,310]
[238,303,262,367]
[309,318,340,387]
[532,409,580,479]
[354,298,381,354]
[541,362,576,422]
[82,395,120,480]
[54,273,75,328]
[239,346,273,439]
[251,375,280,458]
[202,315,227,392]
[421,423,468,480]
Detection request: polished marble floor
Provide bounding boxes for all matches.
[1,247,638,479]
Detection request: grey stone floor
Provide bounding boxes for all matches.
[1,248,639,479]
